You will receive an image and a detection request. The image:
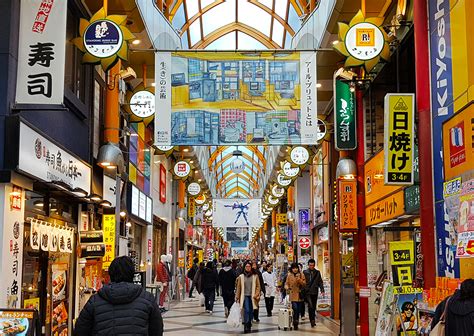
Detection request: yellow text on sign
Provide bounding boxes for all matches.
[366,190,405,226]
[102,214,116,270]
[389,240,414,265]
[384,94,414,185]
[338,180,358,230]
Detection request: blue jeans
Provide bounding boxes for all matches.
[292,301,304,323]
[243,296,253,324]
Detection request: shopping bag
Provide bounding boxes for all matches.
[226,303,241,328]
[430,297,450,336]
[199,293,205,306]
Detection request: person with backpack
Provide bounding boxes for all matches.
[303,259,325,327]
[187,257,199,298]
[74,256,163,336]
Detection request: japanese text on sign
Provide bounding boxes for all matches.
[102,215,116,270]
[334,80,357,150]
[366,190,405,226]
[384,94,415,185]
[338,180,358,231]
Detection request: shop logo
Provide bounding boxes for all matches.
[356,28,375,47]
[35,138,42,159]
[449,121,466,168]
[84,20,123,59]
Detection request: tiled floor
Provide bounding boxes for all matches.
[162,296,339,335]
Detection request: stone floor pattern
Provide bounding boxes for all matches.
[162,296,339,335]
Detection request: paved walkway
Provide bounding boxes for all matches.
[162,296,338,335]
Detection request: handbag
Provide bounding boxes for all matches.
[430,297,451,336]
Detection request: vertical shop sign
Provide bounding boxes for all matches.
[0,185,25,309]
[298,208,310,235]
[456,179,474,258]
[338,180,358,231]
[389,240,415,287]
[188,197,196,218]
[16,0,67,104]
[102,214,116,270]
[154,52,172,145]
[428,0,458,277]
[384,94,415,185]
[159,164,166,203]
[334,80,357,150]
[300,52,318,144]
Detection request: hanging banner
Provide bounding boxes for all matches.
[338,180,358,231]
[334,80,357,150]
[16,0,67,104]
[384,93,415,185]
[298,208,310,235]
[212,199,262,227]
[226,227,249,241]
[155,51,318,145]
[375,282,396,336]
[102,215,116,270]
[456,179,474,258]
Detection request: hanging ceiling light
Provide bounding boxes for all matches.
[230,147,245,174]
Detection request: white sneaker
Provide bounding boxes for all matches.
[209,311,213,315]
[301,316,306,320]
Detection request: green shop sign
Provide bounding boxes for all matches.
[334,80,357,150]
[404,184,420,214]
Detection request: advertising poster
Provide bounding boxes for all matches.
[51,263,68,336]
[457,179,474,257]
[102,215,116,270]
[226,227,249,241]
[395,292,421,336]
[213,199,261,227]
[417,310,435,335]
[0,310,38,335]
[375,281,396,336]
[155,51,318,145]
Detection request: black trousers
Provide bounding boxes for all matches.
[222,290,235,311]
[264,296,274,314]
[307,294,319,322]
[189,281,196,297]
[203,288,216,311]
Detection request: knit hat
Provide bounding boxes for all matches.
[109,256,135,283]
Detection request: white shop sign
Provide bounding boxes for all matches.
[130,184,153,224]
[18,122,91,194]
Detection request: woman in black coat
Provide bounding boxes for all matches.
[219,259,237,317]
[74,256,163,336]
[201,261,219,314]
[431,278,474,335]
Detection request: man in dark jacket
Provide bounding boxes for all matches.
[252,261,265,322]
[201,261,219,314]
[219,259,237,317]
[74,256,163,336]
[431,278,474,335]
[303,259,324,327]
[187,257,199,298]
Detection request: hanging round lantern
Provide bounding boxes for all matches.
[230,158,245,174]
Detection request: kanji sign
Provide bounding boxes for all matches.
[298,237,311,249]
[366,190,405,226]
[334,80,357,150]
[338,180,358,231]
[384,93,415,185]
[16,0,67,104]
[102,215,116,270]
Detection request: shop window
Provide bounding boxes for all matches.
[92,77,105,159]
[25,191,47,215]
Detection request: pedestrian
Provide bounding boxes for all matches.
[201,261,219,314]
[298,263,306,320]
[279,262,288,303]
[236,261,243,276]
[193,261,205,306]
[156,254,170,312]
[262,263,277,316]
[219,259,237,317]
[236,261,261,334]
[74,256,163,336]
[303,259,325,327]
[187,257,199,298]
[259,260,267,273]
[252,261,265,322]
[285,262,306,330]
[431,278,474,335]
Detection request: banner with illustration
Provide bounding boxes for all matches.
[395,291,422,336]
[212,199,262,227]
[155,51,318,145]
[457,179,474,257]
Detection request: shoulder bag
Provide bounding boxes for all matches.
[430,297,451,336]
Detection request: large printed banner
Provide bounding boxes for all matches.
[155,51,318,145]
[457,179,474,258]
[212,199,262,227]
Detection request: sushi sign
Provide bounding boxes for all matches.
[0,309,38,335]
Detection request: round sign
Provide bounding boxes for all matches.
[282,161,300,178]
[299,237,311,249]
[202,203,210,211]
[173,161,191,178]
[345,22,384,61]
[230,158,245,174]
[267,195,279,205]
[195,194,206,205]
[187,182,201,196]
[317,118,327,141]
[156,146,174,152]
[277,173,292,187]
[84,20,123,58]
[290,146,310,166]
[130,90,155,119]
[272,185,285,198]
[204,209,213,217]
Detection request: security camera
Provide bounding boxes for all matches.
[119,67,137,81]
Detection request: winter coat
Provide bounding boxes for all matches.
[262,271,277,298]
[219,267,237,294]
[235,273,261,309]
[431,291,474,335]
[156,262,169,283]
[74,282,163,336]
[303,269,324,296]
[193,268,203,293]
[285,272,306,302]
[201,267,219,291]
[255,269,266,295]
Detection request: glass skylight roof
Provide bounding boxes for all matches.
[168,0,306,50]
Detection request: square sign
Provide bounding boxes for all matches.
[384,94,415,185]
[334,80,357,150]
